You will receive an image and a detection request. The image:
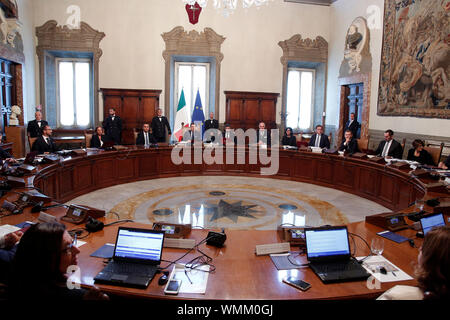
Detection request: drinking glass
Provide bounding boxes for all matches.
[371,238,384,256]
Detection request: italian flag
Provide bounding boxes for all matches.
[174,89,190,141]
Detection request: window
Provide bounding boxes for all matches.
[286,68,315,131]
[174,62,210,123]
[56,59,92,127]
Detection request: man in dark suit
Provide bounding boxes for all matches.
[31,125,59,154]
[223,124,236,145]
[309,125,330,149]
[27,111,48,138]
[136,123,157,146]
[204,112,219,142]
[256,122,271,146]
[339,130,359,155]
[102,108,122,145]
[374,129,403,159]
[151,108,171,143]
[343,112,360,139]
[90,126,109,148]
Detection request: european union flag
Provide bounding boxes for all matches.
[191,89,205,135]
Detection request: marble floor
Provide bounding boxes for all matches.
[68,176,389,230]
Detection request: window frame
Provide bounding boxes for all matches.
[286,67,316,132]
[55,57,93,129]
[173,61,211,123]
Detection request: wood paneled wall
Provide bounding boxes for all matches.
[224,91,279,130]
[101,88,161,144]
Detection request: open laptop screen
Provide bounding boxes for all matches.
[421,213,445,236]
[114,228,164,262]
[305,227,350,260]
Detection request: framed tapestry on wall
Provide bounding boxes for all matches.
[377,0,449,118]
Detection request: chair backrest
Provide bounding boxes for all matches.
[28,136,37,150]
[133,129,138,144]
[424,142,444,165]
[357,138,369,152]
[84,132,93,148]
[400,138,406,157]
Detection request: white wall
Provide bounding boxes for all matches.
[327,0,450,138]
[17,0,36,123]
[31,0,330,124]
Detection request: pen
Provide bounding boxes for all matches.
[392,271,397,277]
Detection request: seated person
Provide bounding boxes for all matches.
[90,126,109,148]
[438,156,450,170]
[31,125,59,154]
[256,122,271,146]
[0,231,23,284]
[339,130,359,155]
[281,127,297,147]
[308,125,330,149]
[8,222,109,300]
[223,124,236,145]
[374,129,403,159]
[182,123,197,143]
[0,147,16,163]
[407,139,435,166]
[136,123,157,146]
[377,225,449,300]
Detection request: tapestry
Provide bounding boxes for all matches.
[377,0,449,118]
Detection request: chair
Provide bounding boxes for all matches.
[356,138,369,153]
[133,129,138,144]
[28,135,37,151]
[424,142,444,166]
[401,138,406,158]
[84,131,93,148]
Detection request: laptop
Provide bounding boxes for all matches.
[24,152,38,165]
[304,226,370,284]
[420,213,446,236]
[94,227,165,288]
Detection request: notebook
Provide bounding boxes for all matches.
[304,226,370,284]
[94,227,165,288]
[420,213,446,236]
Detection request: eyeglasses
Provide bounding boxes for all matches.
[62,234,77,254]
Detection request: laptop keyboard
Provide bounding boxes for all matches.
[105,261,157,276]
[314,260,362,273]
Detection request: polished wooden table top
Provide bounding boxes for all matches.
[0,200,420,300]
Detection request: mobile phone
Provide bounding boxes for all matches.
[164,279,182,295]
[282,277,311,291]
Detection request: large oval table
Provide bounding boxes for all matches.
[2,145,448,300]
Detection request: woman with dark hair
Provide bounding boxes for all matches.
[281,127,297,147]
[8,222,108,300]
[90,126,108,148]
[407,139,435,165]
[378,225,450,300]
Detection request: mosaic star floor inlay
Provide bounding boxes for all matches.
[68,176,390,230]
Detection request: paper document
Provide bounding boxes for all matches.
[170,263,210,294]
[358,255,413,283]
[0,224,20,238]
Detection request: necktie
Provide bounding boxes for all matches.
[145,132,149,145]
[45,138,50,145]
[38,121,41,127]
[382,141,390,157]
[315,135,321,147]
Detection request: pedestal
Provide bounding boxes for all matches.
[5,125,26,158]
